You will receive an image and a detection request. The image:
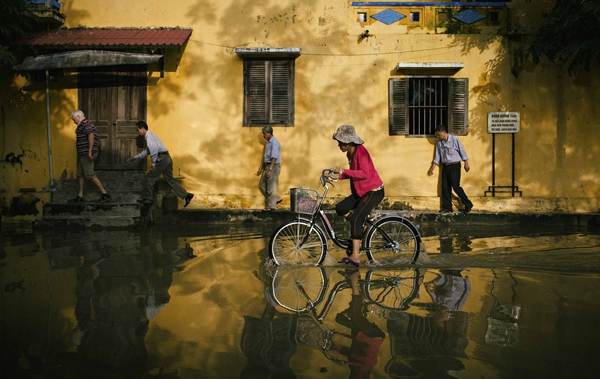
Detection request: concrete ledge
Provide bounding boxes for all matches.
[36,216,140,229]
[158,209,600,231]
[183,194,600,214]
[19,206,600,231]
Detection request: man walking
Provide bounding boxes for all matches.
[130,121,194,207]
[71,110,110,202]
[427,126,473,213]
[256,126,282,210]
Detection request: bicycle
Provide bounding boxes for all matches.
[267,266,423,315]
[268,169,422,266]
[265,266,423,365]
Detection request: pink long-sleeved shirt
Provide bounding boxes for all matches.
[339,145,384,197]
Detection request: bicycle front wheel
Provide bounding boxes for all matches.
[365,217,421,265]
[268,266,328,313]
[269,220,327,265]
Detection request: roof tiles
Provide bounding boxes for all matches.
[20,27,193,48]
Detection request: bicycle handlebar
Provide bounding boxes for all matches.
[320,169,339,187]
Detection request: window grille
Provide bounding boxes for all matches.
[389,77,469,136]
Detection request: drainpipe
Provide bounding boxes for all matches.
[45,69,55,193]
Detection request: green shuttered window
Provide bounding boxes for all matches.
[244,59,295,126]
[389,77,469,136]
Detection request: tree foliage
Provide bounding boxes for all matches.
[529,0,600,73]
[0,0,36,66]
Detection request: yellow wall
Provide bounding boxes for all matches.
[1,0,599,213]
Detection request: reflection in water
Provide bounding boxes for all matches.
[1,231,193,378]
[332,270,385,378]
[2,228,600,378]
[484,270,521,348]
[243,268,392,379]
[294,270,387,378]
[425,269,470,311]
[387,269,470,378]
[73,239,174,375]
[438,231,473,255]
[241,311,298,378]
[253,266,470,379]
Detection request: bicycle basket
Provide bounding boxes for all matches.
[290,188,320,215]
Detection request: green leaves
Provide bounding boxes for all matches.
[530,0,600,74]
[0,0,35,67]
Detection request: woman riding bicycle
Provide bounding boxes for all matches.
[333,125,385,267]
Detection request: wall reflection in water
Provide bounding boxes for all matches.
[71,232,191,376]
[1,231,193,379]
[3,229,600,378]
[243,266,475,379]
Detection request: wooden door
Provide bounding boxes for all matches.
[79,71,147,169]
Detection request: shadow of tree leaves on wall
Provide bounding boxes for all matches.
[165,0,410,203]
[446,9,600,199]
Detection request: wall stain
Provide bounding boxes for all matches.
[4,151,25,168]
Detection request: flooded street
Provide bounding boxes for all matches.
[2,224,600,378]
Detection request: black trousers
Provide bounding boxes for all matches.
[441,163,472,212]
[335,188,384,239]
[142,153,189,201]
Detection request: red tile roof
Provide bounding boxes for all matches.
[20,27,193,48]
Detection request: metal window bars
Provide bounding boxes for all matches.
[408,78,448,136]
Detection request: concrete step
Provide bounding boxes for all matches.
[52,191,142,203]
[52,170,145,203]
[37,215,140,228]
[41,201,143,228]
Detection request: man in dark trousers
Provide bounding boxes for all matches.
[427,126,473,213]
[129,121,194,207]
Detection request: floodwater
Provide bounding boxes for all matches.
[2,223,600,379]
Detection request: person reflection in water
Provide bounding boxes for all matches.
[332,270,385,379]
[74,251,150,375]
[71,233,186,376]
[386,269,470,378]
[425,269,470,312]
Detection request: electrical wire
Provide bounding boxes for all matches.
[189,38,455,57]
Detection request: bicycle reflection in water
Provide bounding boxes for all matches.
[241,266,472,379]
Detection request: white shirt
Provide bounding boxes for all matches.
[134,131,168,166]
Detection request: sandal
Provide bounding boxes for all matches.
[338,256,360,268]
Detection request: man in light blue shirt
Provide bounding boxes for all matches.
[256,126,282,210]
[130,121,194,207]
[427,126,473,213]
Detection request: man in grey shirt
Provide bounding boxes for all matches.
[256,126,282,210]
[427,125,473,213]
[130,121,194,207]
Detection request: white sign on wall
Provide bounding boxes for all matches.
[488,112,520,134]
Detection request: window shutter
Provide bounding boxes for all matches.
[388,78,409,135]
[270,60,293,124]
[244,60,268,125]
[448,78,469,136]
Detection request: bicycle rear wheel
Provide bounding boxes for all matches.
[268,266,327,313]
[269,220,327,265]
[365,217,421,265]
[364,269,422,311]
